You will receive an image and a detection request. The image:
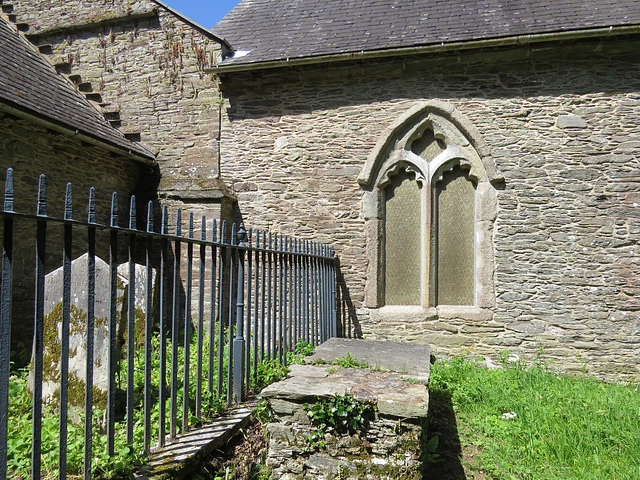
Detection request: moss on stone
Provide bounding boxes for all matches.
[41,302,110,410]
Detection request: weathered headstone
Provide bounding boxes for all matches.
[30,253,156,412]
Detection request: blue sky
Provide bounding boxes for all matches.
[162,0,240,29]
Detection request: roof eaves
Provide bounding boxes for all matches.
[209,24,640,74]
[0,101,156,165]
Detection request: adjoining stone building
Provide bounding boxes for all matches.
[0,0,236,365]
[211,0,640,379]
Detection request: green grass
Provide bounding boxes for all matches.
[7,330,301,479]
[429,356,640,480]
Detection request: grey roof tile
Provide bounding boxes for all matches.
[213,0,640,67]
[0,16,154,160]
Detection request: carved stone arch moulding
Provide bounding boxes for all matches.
[361,100,499,314]
[358,99,503,189]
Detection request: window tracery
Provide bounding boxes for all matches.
[360,100,502,311]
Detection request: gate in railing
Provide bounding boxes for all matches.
[0,168,337,480]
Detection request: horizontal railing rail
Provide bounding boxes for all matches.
[0,168,337,480]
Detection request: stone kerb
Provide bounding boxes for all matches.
[30,253,156,412]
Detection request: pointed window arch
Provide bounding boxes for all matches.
[360,101,502,310]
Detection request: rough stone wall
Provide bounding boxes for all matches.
[219,37,640,379]
[10,0,228,218]
[0,113,147,365]
[265,415,423,480]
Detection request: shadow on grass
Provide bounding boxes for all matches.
[422,387,466,480]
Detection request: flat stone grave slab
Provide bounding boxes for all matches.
[262,338,432,419]
[306,338,431,382]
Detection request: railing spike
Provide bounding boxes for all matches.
[212,218,217,243]
[88,187,96,224]
[147,201,154,233]
[110,192,118,227]
[188,212,194,239]
[64,183,73,221]
[4,168,14,213]
[201,215,206,241]
[36,174,46,217]
[175,208,182,236]
[161,205,168,235]
[129,195,136,230]
[230,223,237,246]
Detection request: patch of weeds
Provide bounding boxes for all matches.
[422,435,440,464]
[286,341,315,365]
[303,392,376,451]
[333,352,370,369]
[251,360,289,392]
[253,398,273,424]
[400,376,422,384]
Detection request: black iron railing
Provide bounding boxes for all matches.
[0,168,337,480]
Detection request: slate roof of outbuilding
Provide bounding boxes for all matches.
[213,0,640,68]
[0,16,154,161]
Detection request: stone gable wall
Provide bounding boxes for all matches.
[10,0,226,214]
[219,38,640,379]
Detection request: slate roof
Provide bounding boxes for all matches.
[0,16,154,161]
[213,0,640,69]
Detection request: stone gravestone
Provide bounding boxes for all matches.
[30,253,156,413]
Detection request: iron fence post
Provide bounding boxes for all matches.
[59,183,73,480]
[143,201,154,455]
[0,169,13,480]
[106,192,118,457]
[126,195,137,445]
[233,224,247,402]
[183,213,194,432]
[84,187,96,479]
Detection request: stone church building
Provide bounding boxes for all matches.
[2,0,640,379]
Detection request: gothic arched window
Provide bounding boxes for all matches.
[360,101,502,312]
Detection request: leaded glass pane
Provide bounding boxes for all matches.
[436,165,475,306]
[384,170,421,305]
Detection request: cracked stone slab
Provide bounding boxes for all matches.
[262,366,429,420]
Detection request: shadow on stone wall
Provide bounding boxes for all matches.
[335,256,362,339]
